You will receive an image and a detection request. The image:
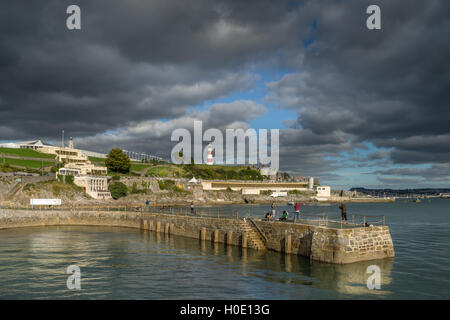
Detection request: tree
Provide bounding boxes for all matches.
[105,148,131,173]
[108,182,128,199]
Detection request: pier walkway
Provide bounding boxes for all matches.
[0,207,395,264]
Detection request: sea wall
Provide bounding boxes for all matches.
[0,210,258,249]
[0,209,394,264]
[253,220,395,264]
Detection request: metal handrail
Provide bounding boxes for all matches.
[248,218,267,243]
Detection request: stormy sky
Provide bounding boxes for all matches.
[1,0,449,189]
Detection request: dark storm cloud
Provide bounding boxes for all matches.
[266,0,450,180]
[74,100,267,157]
[1,0,449,186]
[0,0,302,140]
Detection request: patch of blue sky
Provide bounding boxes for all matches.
[303,38,315,48]
[103,129,121,135]
[286,0,301,12]
[328,171,380,190]
[190,66,299,130]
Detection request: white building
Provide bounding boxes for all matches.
[308,177,314,190]
[315,186,331,201]
[58,168,81,176]
[202,181,309,195]
[0,140,53,149]
[74,176,111,199]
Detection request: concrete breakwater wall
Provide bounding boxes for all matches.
[253,220,395,264]
[0,210,394,264]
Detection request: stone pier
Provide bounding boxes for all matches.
[0,209,394,264]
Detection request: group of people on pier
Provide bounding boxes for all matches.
[149,199,351,224]
[265,201,349,223]
[264,202,305,222]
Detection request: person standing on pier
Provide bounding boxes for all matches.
[339,202,347,222]
[271,202,276,219]
[294,202,304,221]
[190,202,195,215]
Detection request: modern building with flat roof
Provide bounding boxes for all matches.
[201,180,311,195]
[39,137,107,176]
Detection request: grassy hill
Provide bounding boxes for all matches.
[0,148,55,172]
[0,149,264,181]
[2,158,54,168]
[88,156,153,173]
[182,164,264,180]
[143,163,264,180]
[0,148,56,159]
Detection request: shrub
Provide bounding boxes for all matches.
[108,182,128,199]
[65,175,74,184]
[0,163,14,172]
[57,174,74,184]
[22,183,35,192]
[52,185,61,196]
[158,179,175,190]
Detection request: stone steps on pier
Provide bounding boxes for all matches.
[239,222,266,250]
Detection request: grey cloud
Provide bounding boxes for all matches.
[1,0,449,188]
[74,100,267,155]
[373,164,450,181]
[0,0,300,141]
[367,150,389,161]
[266,0,450,166]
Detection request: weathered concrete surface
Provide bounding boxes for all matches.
[0,210,394,264]
[253,220,395,264]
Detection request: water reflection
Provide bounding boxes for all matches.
[308,258,393,297]
[0,226,393,299]
[144,228,395,298]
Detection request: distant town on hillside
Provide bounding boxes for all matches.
[350,188,450,197]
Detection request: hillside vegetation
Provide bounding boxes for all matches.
[0,148,56,159]
[0,148,265,181]
[144,163,264,180]
[3,158,54,168]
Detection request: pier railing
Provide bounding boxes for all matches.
[293,214,328,227]
[0,204,386,228]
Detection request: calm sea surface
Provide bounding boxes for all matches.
[0,199,449,299]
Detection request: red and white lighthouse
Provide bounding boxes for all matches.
[206,144,213,165]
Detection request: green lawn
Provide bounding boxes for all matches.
[0,148,56,159]
[88,157,151,167]
[182,164,264,180]
[3,158,54,168]
[90,156,153,172]
[88,156,106,164]
[145,165,185,177]
[130,163,152,172]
